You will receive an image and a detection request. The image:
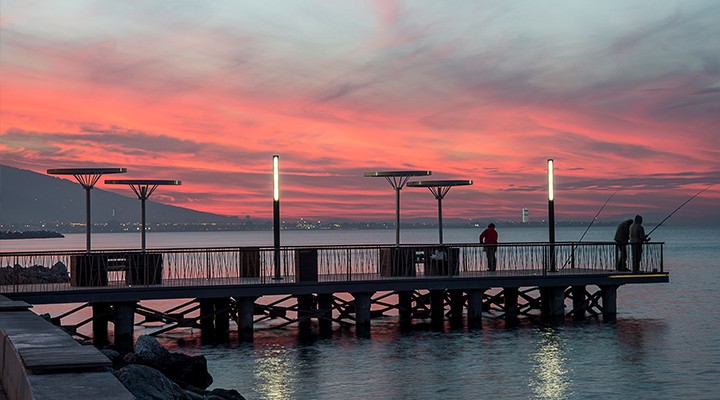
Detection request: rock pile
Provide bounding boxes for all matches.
[0,262,70,284]
[103,335,245,400]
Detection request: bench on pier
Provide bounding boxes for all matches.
[379,246,460,277]
[70,253,163,287]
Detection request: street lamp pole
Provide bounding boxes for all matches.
[548,159,556,271]
[273,155,282,280]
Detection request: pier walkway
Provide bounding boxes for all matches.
[1,242,669,345]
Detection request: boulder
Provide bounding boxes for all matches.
[114,364,191,400]
[135,335,213,389]
[205,388,246,400]
[135,335,172,366]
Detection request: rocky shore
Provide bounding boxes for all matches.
[102,335,245,400]
[0,230,64,239]
[0,263,70,285]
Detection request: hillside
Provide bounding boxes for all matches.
[0,165,238,226]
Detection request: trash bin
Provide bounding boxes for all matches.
[238,248,261,277]
[70,254,108,287]
[126,253,163,285]
[295,248,318,282]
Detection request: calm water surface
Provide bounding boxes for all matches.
[5,226,719,399]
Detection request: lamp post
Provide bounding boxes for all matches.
[273,155,282,280]
[364,170,432,245]
[547,159,556,271]
[47,168,126,253]
[407,180,473,244]
[104,179,181,252]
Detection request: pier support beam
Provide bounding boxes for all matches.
[571,286,587,320]
[504,287,519,326]
[297,294,315,334]
[234,296,256,342]
[430,290,445,331]
[466,289,486,329]
[112,301,137,353]
[91,302,112,347]
[448,290,464,329]
[397,291,413,327]
[214,297,230,342]
[352,292,373,338]
[601,285,618,320]
[317,293,333,336]
[541,287,566,321]
[199,299,216,341]
[198,297,231,342]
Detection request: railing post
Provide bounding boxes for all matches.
[660,244,664,272]
[206,250,211,280]
[571,244,575,269]
[347,248,351,281]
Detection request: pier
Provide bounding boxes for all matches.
[1,241,668,346]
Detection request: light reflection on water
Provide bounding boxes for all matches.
[530,328,572,400]
[174,316,685,400]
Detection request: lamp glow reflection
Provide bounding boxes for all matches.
[273,154,281,280]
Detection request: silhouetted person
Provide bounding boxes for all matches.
[614,219,633,271]
[629,215,649,272]
[479,223,498,271]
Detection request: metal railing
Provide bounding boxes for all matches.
[0,242,664,293]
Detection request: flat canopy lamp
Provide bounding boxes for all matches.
[47,167,127,253]
[104,179,182,252]
[364,170,432,245]
[407,179,473,244]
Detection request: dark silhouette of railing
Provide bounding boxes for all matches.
[0,242,664,292]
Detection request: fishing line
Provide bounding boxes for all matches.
[646,184,714,237]
[561,190,618,268]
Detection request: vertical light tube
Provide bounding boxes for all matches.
[273,155,282,279]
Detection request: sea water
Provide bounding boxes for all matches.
[3,226,719,399]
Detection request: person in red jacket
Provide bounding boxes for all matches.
[479,223,498,271]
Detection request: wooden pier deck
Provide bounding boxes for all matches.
[1,242,669,345]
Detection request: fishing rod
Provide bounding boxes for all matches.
[646,184,714,237]
[561,190,618,268]
[578,190,619,243]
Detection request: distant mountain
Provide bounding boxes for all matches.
[0,165,238,225]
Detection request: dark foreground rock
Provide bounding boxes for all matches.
[134,335,213,389]
[114,364,190,400]
[107,335,245,400]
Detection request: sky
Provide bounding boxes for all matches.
[1,1,719,224]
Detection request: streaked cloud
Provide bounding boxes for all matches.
[1,0,718,224]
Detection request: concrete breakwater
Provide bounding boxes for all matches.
[0,295,132,400]
[0,295,245,400]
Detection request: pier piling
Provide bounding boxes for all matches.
[466,289,486,329]
[504,287,520,325]
[601,285,618,320]
[234,296,256,342]
[571,286,587,320]
[352,292,373,337]
[112,301,137,352]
